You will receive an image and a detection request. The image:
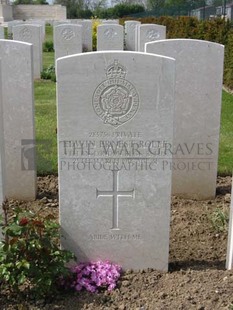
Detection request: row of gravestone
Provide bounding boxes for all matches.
[0,37,231,271]
[53,22,166,56]
[0,20,166,79]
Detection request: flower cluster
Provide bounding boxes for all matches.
[71,261,122,293]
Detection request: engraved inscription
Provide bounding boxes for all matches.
[146,29,160,40]
[96,170,135,229]
[89,234,141,240]
[92,60,139,128]
[61,28,75,40]
[20,27,32,40]
[104,28,118,39]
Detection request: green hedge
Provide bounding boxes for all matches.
[121,16,233,89]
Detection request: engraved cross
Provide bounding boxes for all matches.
[96,170,135,230]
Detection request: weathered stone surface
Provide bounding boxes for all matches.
[0,40,36,200]
[13,24,43,78]
[76,20,92,51]
[0,25,4,39]
[0,60,5,207]
[57,51,175,271]
[54,24,82,60]
[146,39,224,199]
[137,24,166,52]
[97,24,124,51]
[125,21,141,51]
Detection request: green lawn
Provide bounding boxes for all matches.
[36,25,233,176]
[43,52,55,69]
[218,90,233,175]
[34,80,57,175]
[45,24,53,42]
[35,80,233,175]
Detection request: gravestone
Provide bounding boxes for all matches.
[53,20,69,27]
[102,20,119,24]
[26,20,46,42]
[77,20,92,51]
[57,51,175,271]
[97,24,124,51]
[0,26,4,39]
[0,40,36,200]
[0,60,5,239]
[7,20,23,38]
[125,20,141,51]
[13,24,43,79]
[54,24,82,60]
[138,24,166,52]
[146,39,224,199]
[226,177,233,270]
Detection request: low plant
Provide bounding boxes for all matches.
[43,40,54,52]
[41,65,56,82]
[0,201,75,299]
[209,207,229,233]
[92,18,101,51]
[71,260,122,293]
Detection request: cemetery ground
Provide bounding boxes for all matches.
[1,61,233,310]
[0,175,233,309]
[1,25,233,310]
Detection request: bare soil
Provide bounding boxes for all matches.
[0,175,233,310]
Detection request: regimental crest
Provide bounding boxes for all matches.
[92,60,140,128]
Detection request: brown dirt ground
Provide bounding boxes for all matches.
[0,175,233,310]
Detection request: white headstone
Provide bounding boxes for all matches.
[0,26,4,39]
[26,20,46,42]
[0,40,36,200]
[102,20,119,25]
[226,177,233,270]
[0,59,5,207]
[97,24,124,51]
[0,59,5,240]
[13,24,43,79]
[77,20,92,52]
[146,39,224,199]
[54,24,82,60]
[7,20,23,37]
[125,20,141,51]
[138,24,166,52]
[57,51,175,271]
[53,20,70,27]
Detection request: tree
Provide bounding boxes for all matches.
[147,0,165,11]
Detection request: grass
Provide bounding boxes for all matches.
[35,83,233,175]
[36,25,233,175]
[218,90,233,175]
[43,51,55,69]
[34,80,57,175]
[45,24,53,42]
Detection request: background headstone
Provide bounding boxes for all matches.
[97,24,124,51]
[13,24,43,79]
[0,40,36,200]
[57,51,175,271]
[77,20,92,52]
[226,177,233,270]
[0,60,5,239]
[0,26,4,39]
[54,24,82,60]
[102,20,119,24]
[26,20,46,42]
[146,39,224,199]
[125,20,141,51]
[138,24,166,52]
[7,20,23,38]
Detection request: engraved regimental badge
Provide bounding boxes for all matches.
[92,60,139,128]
